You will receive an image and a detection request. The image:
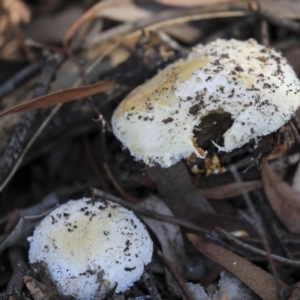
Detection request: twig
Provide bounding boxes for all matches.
[91,7,247,46]
[25,40,66,55]
[252,189,293,260]
[216,227,300,268]
[229,165,284,299]
[91,188,208,234]
[24,262,72,300]
[0,60,45,99]
[199,264,223,287]
[141,269,162,300]
[9,23,36,61]
[97,112,139,203]
[0,103,61,193]
[289,120,300,143]
[87,98,112,133]
[156,30,187,54]
[0,247,35,298]
[103,162,139,204]
[0,54,64,190]
[82,136,110,192]
[260,19,270,47]
[154,245,194,300]
[206,230,251,258]
[230,165,273,241]
[251,2,300,34]
[0,43,114,193]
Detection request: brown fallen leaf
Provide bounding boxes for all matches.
[267,144,288,160]
[63,0,130,51]
[138,196,186,294]
[262,160,300,233]
[99,3,201,45]
[155,0,239,7]
[0,213,47,255]
[151,162,256,235]
[187,233,288,300]
[0,80,114,117]
[200,180,262,200]
[156,0,300,19]
[259,0,300,19]
[2,0,31,25]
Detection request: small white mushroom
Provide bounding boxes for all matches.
[112,38,300,167]
[28,198,153,300]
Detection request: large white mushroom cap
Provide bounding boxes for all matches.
[112,38,300,167]
[28,198,153,300]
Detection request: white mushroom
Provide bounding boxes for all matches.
[28,198,153,300]
[112,38,300,167]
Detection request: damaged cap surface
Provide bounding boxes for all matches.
[28,198,153,300]
[112,38,300,167]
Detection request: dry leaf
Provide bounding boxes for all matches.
[151,162,257,234]
[0,214,46,255]
[200,180,262,200]
[155,0,238,7]
[138,196,186,293]
[2,0,31,25]
[262,160,300,233]
[213,270,259,300]
[0,80,114,117]
[24,6,84,44]
[98,1,151,21]
[156,0,300,20]
[259,0,300,19]
[187,233,287,300]
[64,0,130,50]
[96,1,200,43]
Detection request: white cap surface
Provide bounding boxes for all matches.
[28,198,153,300]
[112,39,300,167]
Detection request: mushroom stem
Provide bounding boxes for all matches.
[150,161,214,213]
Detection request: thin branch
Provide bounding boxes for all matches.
[141,270,162,300]
[90,6,247,46]
[251,2,300,33]
[0,60,45,99]
[82,136,110,192]
[229,165,284,299]
[0,54,64,191]
[260,19,270,47]
[216,227,300,268]
[0,46,113,193]
[91,188,208,234]
[0,247,35,298]
[154,245,194,300]
[103,162,139,204]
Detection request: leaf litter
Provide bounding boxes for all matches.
[1,0,300,299]
[262,159,300,233]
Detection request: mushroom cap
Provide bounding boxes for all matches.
[112,38,300,167]
[28,198,153,300]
